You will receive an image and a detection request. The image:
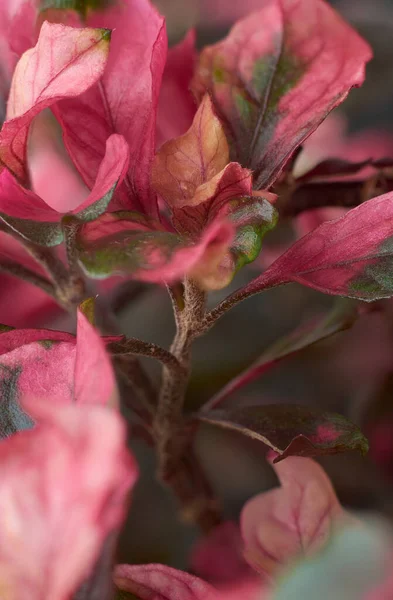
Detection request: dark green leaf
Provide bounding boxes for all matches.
[198,404,368,462]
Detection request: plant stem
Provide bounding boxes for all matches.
[0,260,57,299]
[153,279,221,532]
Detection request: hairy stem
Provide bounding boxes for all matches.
[153,279,221,531]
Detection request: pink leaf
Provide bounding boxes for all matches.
[241,456,354,578]
[156,29,197,148]
[115,564,265,600]
[55,0,167,216]
[74,307,118,407]
[242,191,393,301]
[1,21,111,181]
[0,400,137,600]
[115,564,222,600]
[192,0,372,188]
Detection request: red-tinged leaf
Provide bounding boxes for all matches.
[191,0,372,189]
[295,158,373,183]
[156,29,197,148]
[197,405,368,461]
[1,22,111,181]
[0,134,128,245]
[76,211,235,288]
[191,521,254,584]
[240,456,355,577]
[171,163,253,236]
[152,94,230,209]
[0,400,137,600]
[73,133,129,220]
[202,298,358,411]
[55,0,167,217]
[241,191,393,301]
[74,305,118,408]
[0,169,62,245]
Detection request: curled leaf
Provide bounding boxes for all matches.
[152,94,230,209]
[2,22,111,180]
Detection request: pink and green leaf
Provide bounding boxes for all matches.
[0,308,118,436]
[75,211,235,288]
[192,0,372,188]
[241,191,393,301]
[197,404,368,461]
[1,21,111,181]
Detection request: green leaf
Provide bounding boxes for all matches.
[197,404,369,462]
[39,0,114,19]
[227,195,278,271]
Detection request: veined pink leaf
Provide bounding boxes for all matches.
[241,191,393,301]
[115,564,218,600]
[55,0,167,217]
[241,456,354,578]
[0,400,137,600]
[191,0,372,188]
[1,22,111,181]
[156,29,197,148]
[202,298,358,411]
[152,94,230,209]
[76,211,235,289]
[0,134,129,245]
[115,564,265,600]
[0,308,119,436]
[197,404,368,462]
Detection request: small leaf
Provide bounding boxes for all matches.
[197,405,368,462]
[79,298,95,325]
[242,190,393,301]
[203,298,358,410]
[192,0,372,188]
[152,94,230,208]
[225,195,278,272]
